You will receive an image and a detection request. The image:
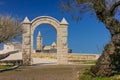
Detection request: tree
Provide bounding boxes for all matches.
[0,15,22,43]
[60,0,120,77]
[0,15,22,59]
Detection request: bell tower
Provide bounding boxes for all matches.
[36,31,42,52]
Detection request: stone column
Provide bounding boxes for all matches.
[57,18,68,64]
[22,17,32,65]
[57,34,63,64]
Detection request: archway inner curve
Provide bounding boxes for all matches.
[33,24,57,52]
[31,17,61,54]
[31,16,61,33]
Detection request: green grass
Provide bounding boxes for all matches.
[80,74,119,80]
[0,65,12,69]
[79,69,120,80]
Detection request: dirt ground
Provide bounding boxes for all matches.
[0,64,90,80]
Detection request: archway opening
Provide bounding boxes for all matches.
[32,24,57,64]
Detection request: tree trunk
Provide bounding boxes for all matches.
[90,32,120,77]
[90,1,120,75]
[111,33,120,72]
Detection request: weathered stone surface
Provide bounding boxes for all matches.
[22,16,68,65]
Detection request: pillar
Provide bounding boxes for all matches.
[57,18,68,64]
[22,17,32,65]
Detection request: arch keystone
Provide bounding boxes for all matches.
[23,17,31,24]
[61,18,68,25]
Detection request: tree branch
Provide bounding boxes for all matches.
[74,0,94,4]
[93,0,106,22]
[0,50,19,60]
[110,1,120,16]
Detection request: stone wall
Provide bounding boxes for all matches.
[68,53,100,61]
[32,53,100,61]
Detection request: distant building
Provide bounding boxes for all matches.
[0,42,22,54]
[42,42,57,53]
[0,42,22,65]
[36,31,42,52]
[36,31,72,53]
[4,42,22,51]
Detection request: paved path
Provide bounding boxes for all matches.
[0,65,90,80]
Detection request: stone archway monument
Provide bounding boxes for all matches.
[22,16,68,65]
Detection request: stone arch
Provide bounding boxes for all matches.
[31,16,60,32]
[22,16,68,65]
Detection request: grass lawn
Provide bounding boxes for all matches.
[0,65,12,69]
[80,74,119,80]
[79,69,120,80]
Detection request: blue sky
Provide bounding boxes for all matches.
[0,0,111,54]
